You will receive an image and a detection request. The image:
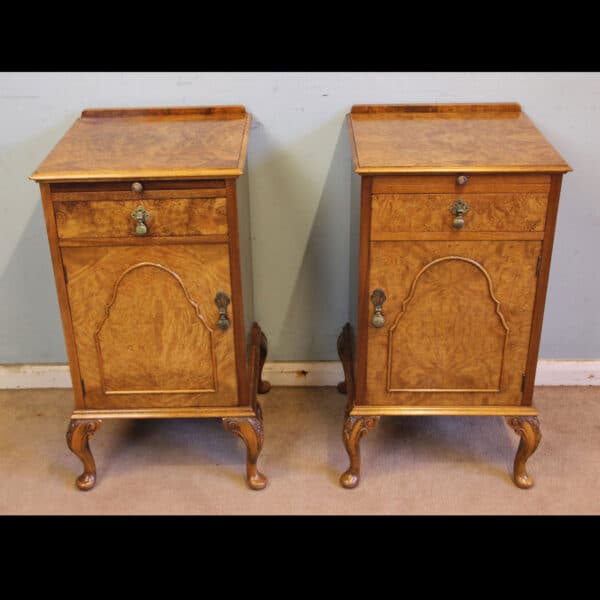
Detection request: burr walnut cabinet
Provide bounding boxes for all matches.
[339,103,571,489]
[31,106,270,490]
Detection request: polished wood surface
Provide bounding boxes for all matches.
[371,193,548,234]
[523,175,564,405]
[62,244,237,409]
[366,240,541,406]
[31,106,251,182]
[348,104,571,174]
[66,420,101,490]
[40,183,85,409]
[343,103,568,489]
[225,179,250,406]
[372,174,551,194]
[351,405,538,416]
[506,416,542,488]
[55,197,228,238]
[34,105,267,490]
[340,415,379,489]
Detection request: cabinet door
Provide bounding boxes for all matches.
[366,240,541,407]
[62,244,238,409]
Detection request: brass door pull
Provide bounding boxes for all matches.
[371,288,386,328]
[215,291,231,331]
[450,198,470,229]
[131,205,149,236]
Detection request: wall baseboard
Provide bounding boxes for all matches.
[1,360,599,389]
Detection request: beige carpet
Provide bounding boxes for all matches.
[0,386,598,514]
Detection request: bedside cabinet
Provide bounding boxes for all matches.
[339,103,571,489]
[31,106,270,490]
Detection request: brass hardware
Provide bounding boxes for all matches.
[371,288,386,328]
[131,182,144,194]
[456,175,469,186]
[450,198,470,229]
[131,205,149,236]
[215,291,231,331]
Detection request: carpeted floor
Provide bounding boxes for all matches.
[0,386,597,514]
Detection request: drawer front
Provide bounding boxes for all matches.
[364,240,541,407]
[62,243,238,409]
[371,174,551,194]
[54,196,227,239]
[371,192,548,234]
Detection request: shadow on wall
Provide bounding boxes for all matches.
[0,201,66,363]
[250,111,352,361]
[0,117,76,363]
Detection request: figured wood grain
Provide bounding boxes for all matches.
[51,179,226,195]
[59,235,228,247]
[371,193,548,234]
[94,262,218,394]
[40,183,85,409]
[372,174,551,194]
[370,232,545,241]
[356,177,373,406]
[30,107,251,182]
[523,174,564,404]
[62,244,238,409]
[54,197,228,238]
[387,256,509,392]
[226,179,250,406]
[347,104,571,174]
[52,189,227,202]
[365,240,541,406]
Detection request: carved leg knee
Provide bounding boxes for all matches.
[66,419,102,491]
[506,416,542,489]
[340,415,378,489]
[223,411,267,490]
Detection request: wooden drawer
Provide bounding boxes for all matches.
[371,174,551,194]
[55,197,227,239]
[51,180,228,239]
[371,192,548,234]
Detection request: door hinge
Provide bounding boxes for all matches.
[521,373,526,392]
[62,264,68,284]
[80,378,86,395]
[536,255,542,277]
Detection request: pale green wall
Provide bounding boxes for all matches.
[1,72,598,362]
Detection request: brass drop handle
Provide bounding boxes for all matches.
[131,181,144,193]
[456,175,469,186]
[371,288,386,328]
[131,205,149,236]
[450,198,470,229]
[215,291,231,331]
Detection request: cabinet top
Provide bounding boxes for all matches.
[348,103,571,175]
[30,106,251,182]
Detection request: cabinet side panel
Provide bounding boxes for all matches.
[348,170,362,332]
[40,183,84,408]
[226,178,250,406]
[236,170,255,348]
[354,176,373,404]
[524,174,563,404]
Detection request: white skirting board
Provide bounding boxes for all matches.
[0,360,599,389]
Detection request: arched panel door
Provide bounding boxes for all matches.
[365,241,542,407]
[62,244,238,409]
